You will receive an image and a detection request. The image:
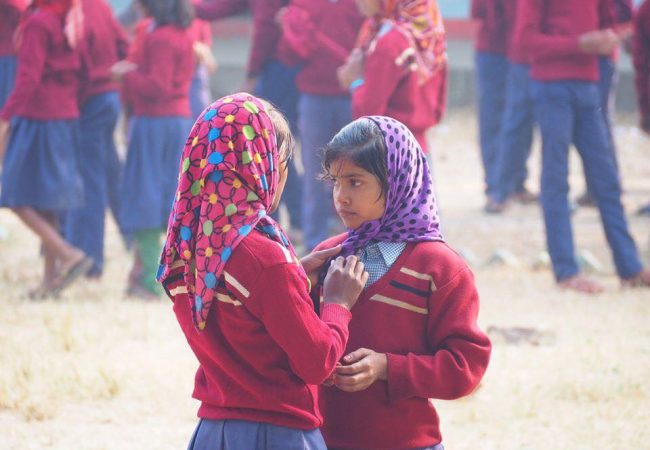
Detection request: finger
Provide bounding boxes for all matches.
[333,373,368,391]
[360,270,369,286]
[344,255,358,272]
[311,245,342,261]
[335,359,368,375]
[353,260,365,278]
[342,347,372,365]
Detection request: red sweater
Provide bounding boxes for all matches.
[515,0,615,82]
[0,0,27,56]
[315,234,491,450]
[122,24,193,117]
[634,0,650,126]
[79,0,129,102]
[1,9,81,121]
[352,26,446,146]
[471,0,508,54]
[279,0,362,96]
[502,0,528,64]
[164,230,353,430]
[194,0,284,76]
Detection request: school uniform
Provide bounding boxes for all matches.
[0,9,83,211]
[118,23,194,234]
[314,233,491,450]
[350,24,447,151]
[64,0,128,276]
[516,0,644,281]
[492,0,534,203]
[471,0,509,199]
[279,0,362,250]
[633,0,650,131]
[0,0,26,108]
[162,229,352,449]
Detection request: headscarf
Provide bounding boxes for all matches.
[356,0,446,83]
[16,0,83,48]
[340,116,443,257]
[157,93,298,331]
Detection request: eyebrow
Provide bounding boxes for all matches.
[332,172,368,178]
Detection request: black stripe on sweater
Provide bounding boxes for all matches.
[389,280,430,298]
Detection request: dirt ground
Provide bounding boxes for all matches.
[0,111,648,450]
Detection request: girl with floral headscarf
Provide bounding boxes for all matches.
[158,93,369,450]
[337,0,448,152]
[314,116,491,449]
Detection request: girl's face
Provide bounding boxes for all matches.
[330,157,386,230]
[270,159,288,214]
[355,0,382,17]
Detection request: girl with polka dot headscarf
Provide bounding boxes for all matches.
[157,93,369,450]
[314,116,491,450]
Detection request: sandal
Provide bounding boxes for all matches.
[49,257,93,296]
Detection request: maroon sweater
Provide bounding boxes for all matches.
[352,26,446,147]
[1,9,81,121]
[471,0,508,54]
[515,0,615,82]
[279,0,362,96]
[194,0,284,77]
[634,0,650,126]
[503,0,528,64]
[122,24,193,117]
[0,0,26,56]
[164,230,353,429]
[80,0,129,102]
[315,234,491,450]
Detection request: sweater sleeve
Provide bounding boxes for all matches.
[1,17,48,121]
[514,0,584,63]
[245,262,352,385]
[633,3,650,122]
[193,0,247,21]
[385,267,491,402]
[352,29,406,119]
[246,0,282,76]
[122,34,178,102]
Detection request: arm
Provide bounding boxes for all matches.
[385,268,491,401]
[122,35,180,101]
[0,18,48,121]
[193,0,247,21]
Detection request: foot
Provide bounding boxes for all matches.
[622,269,650,288]
[510,188,538,204]
[576,192,596,208]
[49,252,93,295]
[558,274,605,294]
[484,198,507,214]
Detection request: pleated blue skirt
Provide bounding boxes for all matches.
[0,55,17,109]
[0,117,83,211]
[118,115,191,233]
[187,419,327,450]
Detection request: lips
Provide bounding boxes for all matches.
[337,209,356,218]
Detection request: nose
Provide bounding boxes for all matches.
[334,184,351,206]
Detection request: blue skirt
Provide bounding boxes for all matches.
[187,419,327,450]
[0,117,83,211]
[0,55,17,109]
[118,115,191,233]
[190,65,211,123]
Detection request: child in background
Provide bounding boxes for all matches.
[0,0,27,110]
[516,0,650,292]
[0,0,92,297]
[186,17,216,121]
[315,116,491,450]
[337,0,447,153]
[65,0,129,278]
[471,0,509,212]
[157,93,367,450]
[633,0,650,216]
[279,0,363,251]
[111,0,195,298]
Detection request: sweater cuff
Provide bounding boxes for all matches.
[386,352,411,403]
[320,303,352,324]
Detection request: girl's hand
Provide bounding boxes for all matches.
[578,29,620,55]
[0,119,10,163]
[323,255,368,310]
[193,42,218,73]
[334,348,388,392]
[300,245,342,288]
[110,60,137,81]
[336,48,364,90]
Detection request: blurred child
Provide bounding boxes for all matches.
[0,0,27,110]
[111,0,195,298]
[157,93,367,450]
[471,0,509,211]
[336,0,447,153]
[315,116,491,450]
[632,0,650,216]
[0,0,92,297]
[516,0,650,292]
[279,0,363,251]
[186,18,216,121]
[65,0,129,278]
[487,0,536,213]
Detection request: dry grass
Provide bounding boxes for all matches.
[0,111,648,449]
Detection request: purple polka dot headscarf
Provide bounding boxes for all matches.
[341,116,443,256]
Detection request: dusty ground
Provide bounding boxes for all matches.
[0,111,648,450]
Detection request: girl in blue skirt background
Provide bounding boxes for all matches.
[0,0,26,111]
[111,0,195,298]
[0,0,92,297]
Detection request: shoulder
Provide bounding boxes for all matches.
[404,241,472,288]
[369,23,410,55]
[23,10,58,33]
[313,232,349,252]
